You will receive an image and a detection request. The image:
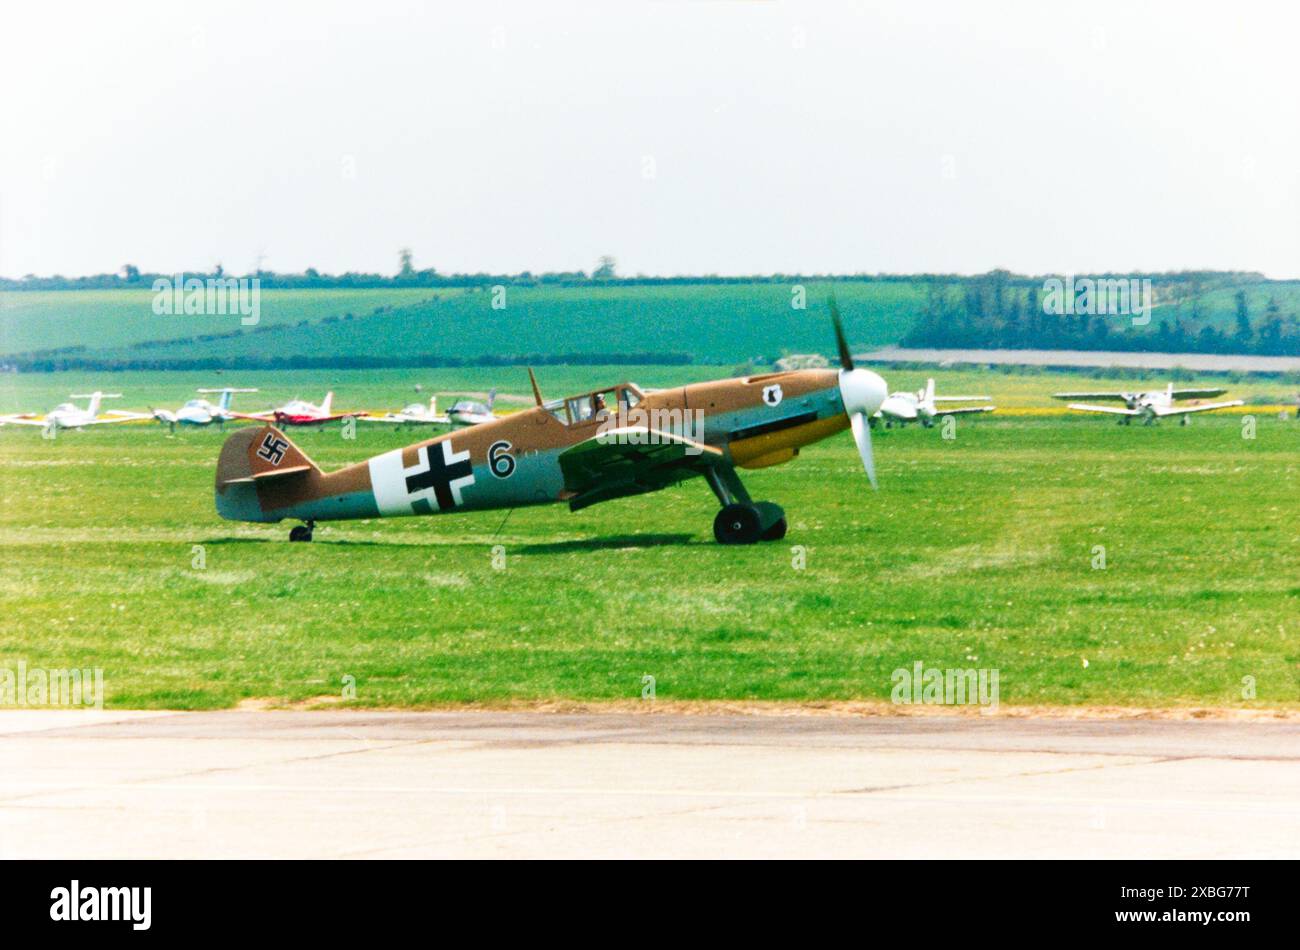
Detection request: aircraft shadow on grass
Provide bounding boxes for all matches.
[200,533,696,552]
[515,533,696,554]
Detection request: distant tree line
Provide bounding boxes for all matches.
[6,351,694,373]
[2,267,1026,291]
[901,272,1300,356]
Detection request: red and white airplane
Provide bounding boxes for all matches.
[233,392,363,427]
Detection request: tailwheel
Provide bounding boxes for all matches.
[289,521,315,542]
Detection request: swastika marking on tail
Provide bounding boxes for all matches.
[257,433,289,466]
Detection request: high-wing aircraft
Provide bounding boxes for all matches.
[362,396,449,427]
[0,392,149,432]
[874,378,994,427]
[1053,384,1244,425]
[215,304,889,544]
[445,389,498,428]
[153,388,258,431]
[233,392,363,426]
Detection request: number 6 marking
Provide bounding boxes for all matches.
[488,440,516,478]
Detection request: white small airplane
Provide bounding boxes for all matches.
[363,396,449,427]
[874,378,995,428]
[1053,384,1244,425]
[445,389,499,428]
[0,392,149,432]
[233,391,362,427]
[152,388,258,431]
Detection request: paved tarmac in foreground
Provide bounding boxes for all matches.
[2,709,1298,858]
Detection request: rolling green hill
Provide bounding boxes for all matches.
[4,273,1298,371]
[0,288,440,357]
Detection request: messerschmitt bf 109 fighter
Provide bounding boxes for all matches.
[1053,384,1244,425]
[0,392,149,432]
[874,378,994,428]
[232,391,363,427]
[152,388,258,431]
[215,303,889,544]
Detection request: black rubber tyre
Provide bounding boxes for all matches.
[761,517,788,541]
[289,525,313,542]
[714,503,762,544]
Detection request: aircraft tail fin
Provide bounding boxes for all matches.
[197,388,256,411]
[321,391,334,414]
[217,425,320,487]
[215,426,322,522]
[72,391,120,416]
[429,395,438,415]
[923,378,935,405]
[486,388,497,411]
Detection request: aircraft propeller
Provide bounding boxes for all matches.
[829,294,888,489]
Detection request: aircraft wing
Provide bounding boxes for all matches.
[80,413,152,425]
[933,396,991,402]
[1052,392,1130,401]
[278,412,365,424]
[227,411,277,422]
[0,415,49,426]
[933,405,995,415]
[1067,403,1139,416]
[559,426,723,511]
[360,414,449,425]
[1153,399,1245,417]
[1170,388,1228,400]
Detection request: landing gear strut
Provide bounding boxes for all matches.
[704,465,786,544]
[289,520,315,542]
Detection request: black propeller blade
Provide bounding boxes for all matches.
[829,293,855,371]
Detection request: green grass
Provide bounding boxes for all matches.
[2,370,1297,710]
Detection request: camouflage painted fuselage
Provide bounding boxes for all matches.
[216,369,849,524]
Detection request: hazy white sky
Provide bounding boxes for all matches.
[3,0,1297,279]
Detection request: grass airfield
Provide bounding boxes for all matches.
[2,367,1297,711]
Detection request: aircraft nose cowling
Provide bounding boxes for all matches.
[838,368,888,418]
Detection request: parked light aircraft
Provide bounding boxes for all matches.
[445,389,498,428]
[1053,384,1244,425]
[215,303,889,544]
[153,388,258,431]
[363,397,448,427]
[875,379,994,427]
[233,392,363,427]
[0,392,148,431]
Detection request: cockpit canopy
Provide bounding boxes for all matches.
[542,383,644,425]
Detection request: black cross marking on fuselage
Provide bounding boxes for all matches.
[256,432,289,466]
[405,443,473,511]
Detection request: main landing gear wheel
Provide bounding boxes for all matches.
[713,502,787,544]
[289,521,315,542]
[714,504,762,544]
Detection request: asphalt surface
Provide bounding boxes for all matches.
[2,709,1298,858]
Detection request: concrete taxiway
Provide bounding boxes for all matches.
[1,709,1297,858]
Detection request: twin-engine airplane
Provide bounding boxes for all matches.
[215,305,889,544]
[233,391,363,427]
[1053,384,1244,425]
[0,392,149,431]
[153,388,258,431]
[874,378,994,427]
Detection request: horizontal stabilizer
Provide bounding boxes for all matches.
[219,464,314,485]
